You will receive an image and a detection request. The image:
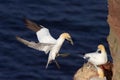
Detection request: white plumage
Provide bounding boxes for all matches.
[36,27,57,44]
[36,27,57,54]
[16,19,73,69]
[84,44,108,66]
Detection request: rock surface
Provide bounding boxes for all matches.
[73,62,112,80]
[74,63,102,80]
[73,0,120,79]
[107,0,120,80]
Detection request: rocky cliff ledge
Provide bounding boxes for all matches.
[107,0,120,80]
[74,0,120,80]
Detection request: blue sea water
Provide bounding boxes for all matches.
[0,0,111,80]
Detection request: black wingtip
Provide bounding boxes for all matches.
[16,36,22,41]
[16,36,20,40]
[24,18,30,23]
[23,16,28,23]
[23,18,42,32]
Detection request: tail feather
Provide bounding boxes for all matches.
[46,59,60,69]
[46,59,51,69]
[24,18,42,32]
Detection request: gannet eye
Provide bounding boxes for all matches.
[98,50,101,53]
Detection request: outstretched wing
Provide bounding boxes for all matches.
[16,36,54,54]
[24,19,57,44]
[24,18,42,32]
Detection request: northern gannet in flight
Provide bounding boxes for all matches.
[16,19,73,69]
[83,44,108,67]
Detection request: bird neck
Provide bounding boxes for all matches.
[56,37,65,47]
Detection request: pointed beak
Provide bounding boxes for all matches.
[68,38,74,45]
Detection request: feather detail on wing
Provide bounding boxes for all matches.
[16,36,54,54]
[24,18,43,32]
[36,28,57,43]
[24,18,56,44]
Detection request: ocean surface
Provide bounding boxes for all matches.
[0,0,111,80]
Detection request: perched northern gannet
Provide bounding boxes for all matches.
[84,44,108,66]
[16,19,73,69]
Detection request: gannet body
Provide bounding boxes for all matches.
[16,19,73,69]
[84,44,108,66]
[46,33,72,68]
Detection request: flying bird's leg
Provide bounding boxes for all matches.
[54,60,60,69]
[56,53,59,57]
[56,53,70,57]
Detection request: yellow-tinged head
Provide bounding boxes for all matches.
[60,33,73,45]
[60,33,71,38]
[98,44,105,52]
